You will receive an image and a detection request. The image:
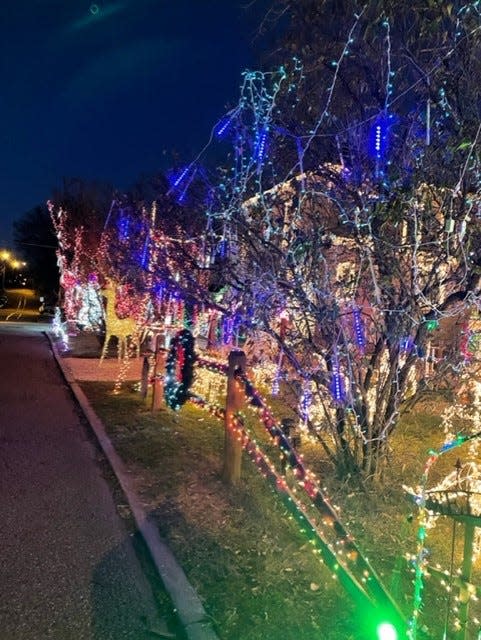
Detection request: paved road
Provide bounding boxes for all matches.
[0,288,40,322]
[0,323,173,639]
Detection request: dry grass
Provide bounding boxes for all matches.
[80,382,481,639]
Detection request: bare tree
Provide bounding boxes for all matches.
[196,1,481,480]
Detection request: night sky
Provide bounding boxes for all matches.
[0,0,268,245]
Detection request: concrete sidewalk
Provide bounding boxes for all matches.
[0,324,174,639]
[49,331,220,640]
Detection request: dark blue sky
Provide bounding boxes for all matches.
[0,0,268,245]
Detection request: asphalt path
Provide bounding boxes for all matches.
[0,288,40,322]
[0,323,172,639]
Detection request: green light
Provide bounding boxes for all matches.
[376,622,398,640]
[425,319,439,331]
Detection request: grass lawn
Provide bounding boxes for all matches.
[79,381,481,640]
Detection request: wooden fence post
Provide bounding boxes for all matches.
[222,349,246,485]
[140,355,150,400]
[150,333,165,411]
[457,520,476,640]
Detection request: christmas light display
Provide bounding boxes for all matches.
[159,2,481,484]
[76,275,103,331]
[425,319,439,332]
[190,355,227,404]
[405,385,481,639]
[164,329,196,410]
[51,4,481,484]
[187,357,406,634]
[48,3,481,633]
[52,306,69,350]
[352,306,366,352]
[100,280,140,363]
[405,430,481,639]
[330,350,346,405]
[49,202,81,325]
[49,201,107,331]
[299,381,313,426]
[214,108,239,139]
[377,622,398,640]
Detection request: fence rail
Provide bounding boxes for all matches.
[141,339,409,635]
[190,349,407,634]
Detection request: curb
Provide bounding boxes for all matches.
[46,333,220,640]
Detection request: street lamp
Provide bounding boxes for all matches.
[0,251,10,290]
[0,251,23,290]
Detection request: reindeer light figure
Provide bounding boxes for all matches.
[100,280,140,363]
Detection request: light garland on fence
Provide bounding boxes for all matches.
[164,329,196,410]
[230,368,404,626]
[195,356,228,375]
[190,361,227,405]
[188,384,373,599]
[406,386,481,638]
[189,389,354,576]
[188,392,225,421]
[233,401,405,630]
[405,428,481,640]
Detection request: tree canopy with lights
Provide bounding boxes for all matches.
[49,1,481,482]
[179,0,481,480]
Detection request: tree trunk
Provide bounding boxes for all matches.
[222,350,246,485]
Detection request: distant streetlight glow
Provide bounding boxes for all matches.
[0,250,27,289]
